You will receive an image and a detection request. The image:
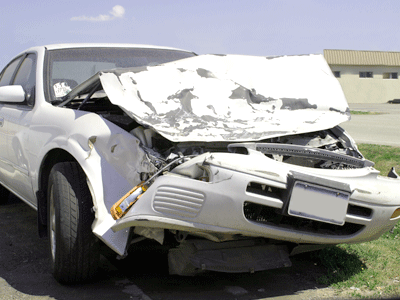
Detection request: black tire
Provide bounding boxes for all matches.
[47,162,99,284]
[0,184,10,204]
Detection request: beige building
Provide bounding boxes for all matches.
[324,49,400,103]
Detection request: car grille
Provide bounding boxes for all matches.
[245,182,370,236]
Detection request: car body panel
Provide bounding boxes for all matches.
[0,104,34,204]
[100,54,350,142]
[27,104,144,254]
[112,151,399,245]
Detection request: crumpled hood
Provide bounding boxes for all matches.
[99,54,350,142]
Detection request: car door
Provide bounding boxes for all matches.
[0,56,24,189]
[0,53,36,205]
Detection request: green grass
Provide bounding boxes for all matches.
[358,144,400,176]
[350,110,385,115]
[310,144,400,298]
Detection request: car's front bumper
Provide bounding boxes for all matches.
[112,151,400,245]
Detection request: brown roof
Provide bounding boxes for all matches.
[324,49,400,66]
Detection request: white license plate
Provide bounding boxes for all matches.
[288,181,349,225]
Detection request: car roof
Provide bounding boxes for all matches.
[23,43,189,54]
[9,43,192,62]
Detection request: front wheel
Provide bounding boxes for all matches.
[48,162,99,284]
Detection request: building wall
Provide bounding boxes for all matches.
[329,65,400,103]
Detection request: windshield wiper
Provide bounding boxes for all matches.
[77,82,101,110]
[56,82,101,108]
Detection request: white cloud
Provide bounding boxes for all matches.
[71,5,125,22]
[110,5,125,18]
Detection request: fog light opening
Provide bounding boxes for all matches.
[390,208,400,219]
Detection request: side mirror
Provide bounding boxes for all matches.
[0,85,25,103]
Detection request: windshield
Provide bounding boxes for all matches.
[45,47,195,100]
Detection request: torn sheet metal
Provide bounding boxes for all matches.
[99,54,350,142]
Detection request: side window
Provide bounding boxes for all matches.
[13,54,36,87]
[12,54,36,105]
[0,57,23,87]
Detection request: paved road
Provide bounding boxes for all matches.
[341,103,400,147]
[0,196,334,300]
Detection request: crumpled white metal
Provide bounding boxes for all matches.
[99,54,350,142]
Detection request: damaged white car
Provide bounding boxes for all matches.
[0,44,399,283]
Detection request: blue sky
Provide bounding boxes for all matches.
[1,0,400,69]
